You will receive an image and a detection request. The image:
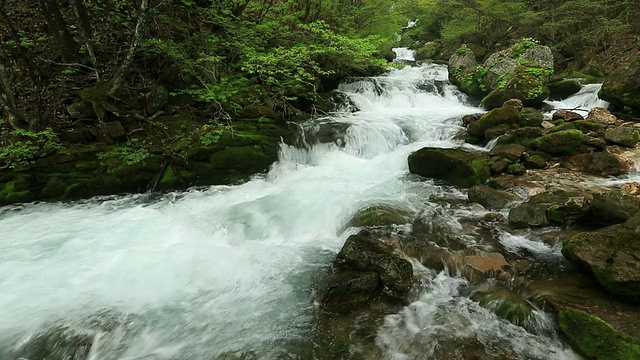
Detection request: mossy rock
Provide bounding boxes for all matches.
[531,129,584,156]
[468,185,518,209]
[599,47,640,112]
[548,79,582,100]
[559,308,640,360]
[408,148,490,188]
[478,106,521,129]
[473,287,537,328]
[562,217,640,299]
[604,127,640,147]
[348,205,412,227]
[482,66,551,109]
[14,325,94,360]
[518,108,544,127]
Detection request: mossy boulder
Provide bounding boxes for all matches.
[482,66,552,109]
[566,152,632,177]
[508,203,549,228]
[604,127,640,147]
[13,325,94,360]
[348,204,412,227]
[588,189,640,226]
[531,129,584,156]
[548,79,582,100]
[336,231,414,298]
[407,147,490,188]
[472,285,538,329]
[562,216,640,299]
[316,270,380,313]
[518,107,544,127]
[488,144,525,162]
[477,106,521,130]
[559,308,640,360]
[527,187,593,226]
[599,47,640,112]
[468,185,518,209]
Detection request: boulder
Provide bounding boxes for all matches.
[562,216,640,299]
[466,120,485,138]
[468,185,518,209]
[502,99,523,110]
[478,106,521,129]
[336,231,414,298]
[621,182,640,196]
[530,188,593,225]
[67,101,96,120]
[482,65,551,109]
[146,85,169,115]
[519,108,544,127]
[552,110,583,122]
[408,148,490,188]
[506,163,526,175]
[489,144,525,162]
[348,204,412,227]
[589,189,640,226]
[586,107,618,126]
[531,129,584,156]
[599,47,640,112]
[508,203,549,228]
[522,153,547,169]
[604,127,640,147]
[316,270,380,312]
[548,79,582,100]
[472,285,538,328]
[446,252,510,283]
[13,325,94,360]
[482,42,553,90]
[565,152,632,177]
[99,121,127,142]
[558,308,640,360]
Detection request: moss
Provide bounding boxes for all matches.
[547,122,576,133]
[573,120,605,132]
[478,106,521,129]
[547,205,565,224]
[558,308,640,360]
[348,205,411,227]
[531,129,584,156]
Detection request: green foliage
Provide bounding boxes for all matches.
[509,38,540,58]
[97,145,150,166]
[456,44,469,55]
[0,128,62,168]
[200,124,229,146]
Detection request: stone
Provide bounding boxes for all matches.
[506,163,526,175]
[146,85,169,115]
[599,47,640,112]
[462,114,482,126]
[519,108,544,127]
[489,144,525,162]
[485,126,509,141]
[317,270,380,312]
[67,101,96,120]
[468,185,518,209]
[508,203,549,228]
[481,65,551,109]
[482,212,506,222]
[604,127,640,147]
[336,231,414,298]
[466,120,485,138]
[548,79,582,100]
[588,189,640,226]
[522,153,547,169]
[562,217,640,299]
[502,99,523,110]
[566,152,632,177]
[472,285,537,328]
[552,109,584,122]
[348,204,412,228]
[489,157,511,174]
[99,121,127,142]
[14,325,94,360]
[531,129,584,156]
[558,308,640,360]
[541,120,554,130]
[529,187,593,225]
[621,182,640,196]
[447,252,510,282]
[586,107,618,126]
[407,147,490,188]
[583,136,607,150]
[478,106,521,129]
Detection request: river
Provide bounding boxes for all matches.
[0,52,590,359]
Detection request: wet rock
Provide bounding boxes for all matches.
[508,204,549,228]
[477,106,521,130]
[559,308,640,360]
[447,252,510,282]
[621,182,640,196]
[599,47,640,112]
[522,153,547,169]
[336,231,414,298]
[348,204,412,228]
[489,157,511,174]
[408,148,490,188]
[529,187,593,226]
[317,271,380,312]
[506,163,526,175]
[489,144,525,162]
[548,79,582,100]
[604,126,640,147]
[14,325,94,360]
[472,284,538,328]
[462,113,482,126]
[562,216,640,299]
[531,129,584,156]
[483,212,506,223]
[146,85,169,115]
[482,65,551,109]
[484,126,509,141]
[519,108,544,128]
[586,107,618,126]
[468,185,518,210]
[466,120,485,139]
[552,109,583,122]
[588,189,640,226]
[565,152,632,177]
[583,135,607,150]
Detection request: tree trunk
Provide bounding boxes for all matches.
[38,0,78,63]
[0,59,30,130]
[69,0,99,80]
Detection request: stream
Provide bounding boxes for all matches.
[0,51,601,359]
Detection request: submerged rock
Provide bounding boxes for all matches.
[408,148,490,188]
[562,216,640,299]
[468,185,518,210]
[348,204,412,228]
[14,325,94,360]
[317,271,380,313]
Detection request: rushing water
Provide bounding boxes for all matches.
[0,63,586,359]
[544,83,609,117]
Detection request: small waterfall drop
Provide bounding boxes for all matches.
[545,83,609,117]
